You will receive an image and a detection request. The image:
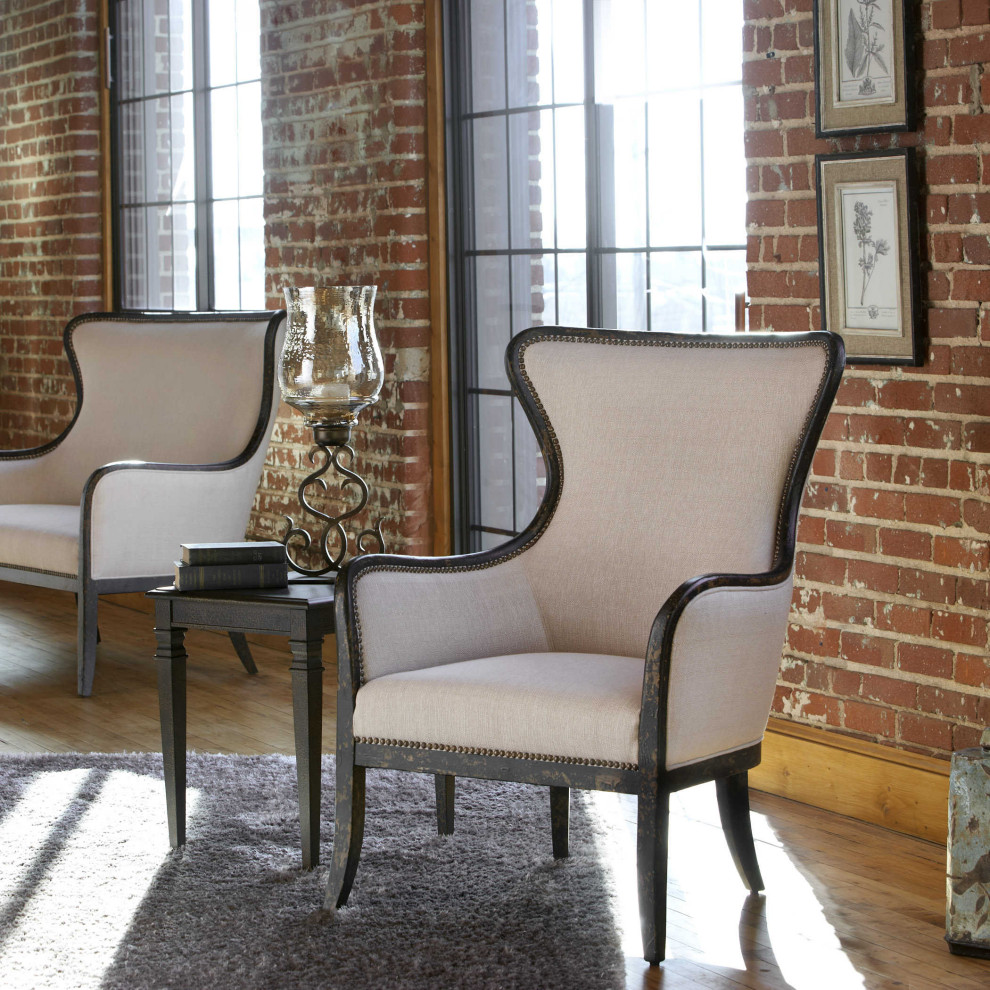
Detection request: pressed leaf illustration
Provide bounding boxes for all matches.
[845,10,868,76]
[843,0,889,97]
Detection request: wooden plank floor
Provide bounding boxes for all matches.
[1,580,987,990]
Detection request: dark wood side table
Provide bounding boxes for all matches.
[147,579,335,869]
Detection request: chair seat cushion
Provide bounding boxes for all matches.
[0,504,79,577]
[353,652,645,767]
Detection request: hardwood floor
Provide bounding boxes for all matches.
[1,580,986,989]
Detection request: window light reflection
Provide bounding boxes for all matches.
[0,769,200,990]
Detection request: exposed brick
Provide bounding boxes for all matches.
[898,643,953,680]
[839,631,895,668]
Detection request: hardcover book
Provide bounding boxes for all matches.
[180,541,286,566]
[173,560,289,592]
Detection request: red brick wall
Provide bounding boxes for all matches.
[0,0,104,449]
[745,1,990,759]
[254,0,433,556]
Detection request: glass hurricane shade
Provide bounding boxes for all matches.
[278,286,384,436]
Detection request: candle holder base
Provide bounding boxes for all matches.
[281,428,386,577]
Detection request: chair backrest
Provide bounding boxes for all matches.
[512,328,842,660]
[35,312,285,504]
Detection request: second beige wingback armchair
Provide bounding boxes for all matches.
[0,311,286,695]
[324,325,844,963]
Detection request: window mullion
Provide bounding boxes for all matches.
[582,0,603,329]
[192,1,213,310]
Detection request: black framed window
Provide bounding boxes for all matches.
[110,0,264,311]
[445,0,747,551]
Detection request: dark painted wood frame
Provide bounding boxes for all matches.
[812,0,916,138]
[0,310,285,695]
[325,327,845,964]
[814,148,923,367]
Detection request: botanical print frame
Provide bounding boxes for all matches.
[813,0,914,136]
[815,149,921,365]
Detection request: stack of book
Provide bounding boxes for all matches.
[174,541,288,592]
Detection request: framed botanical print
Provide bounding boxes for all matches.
[813,0,914,136]
[815,148,922,365]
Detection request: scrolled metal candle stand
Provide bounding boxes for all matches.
[282,424,386,578]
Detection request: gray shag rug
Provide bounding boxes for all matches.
[0,752,627,989]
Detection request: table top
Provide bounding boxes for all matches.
[147,575,336,608]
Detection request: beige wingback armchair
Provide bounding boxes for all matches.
[325,326,844,963]
[0,311,286,696]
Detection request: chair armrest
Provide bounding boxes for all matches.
[643,568,795,772]
[83,459,267,580]
[338,550,551,690]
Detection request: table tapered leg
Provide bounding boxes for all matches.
[289,634,324,869]
[155,622,187,848]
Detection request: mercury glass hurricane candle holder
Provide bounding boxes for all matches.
[278,285,386,576]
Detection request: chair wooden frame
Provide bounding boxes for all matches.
[0,310,285,695]
[325,327,845,963]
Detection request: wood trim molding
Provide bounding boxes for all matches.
[425,0,452,556]
[753,718,950,844]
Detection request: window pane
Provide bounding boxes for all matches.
[512,253,556,330]
[119,207,147,308]
[704,249,747,332]
[143,97,172,202]
[239,197,265,309]
[613,252,648,330]
[602,100,646,248]
[702,0,743,85]
[237,81,263,197]
[509,110,552,250]
[474,256,511,389]
[169,0,194,92]
[649,93,701,246]
[118,0,142,97]
[553,105,585,249]
[472,116,509,250]
[148,205,174,309]
[209,0,237,87]
[477,394,514,533]
[211,87,239,199]
[556,251,587,325]
[650,250,702,332]
[213,199,240,309]
[594,0,646,102]
[119,101,145,204]
[172,203,197,309]
[471,0,507,113]
[531,0,554,106]
[648,0,700,93]
[703,87,745,245]
[235,0,261,81]
[551,0,583,104]
[170,92,195,201]
[506,0,539,108]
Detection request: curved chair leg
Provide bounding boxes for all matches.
[716,771,765,892]
[637,784,670,964]
[550,785,569,859]
[435,774,455,834]
[228,632,258,674]
[77,588,99,697]
[324,760,366,910]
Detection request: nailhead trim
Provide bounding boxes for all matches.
[356,737,638,772]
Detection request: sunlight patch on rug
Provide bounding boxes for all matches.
[0,767,201,990]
